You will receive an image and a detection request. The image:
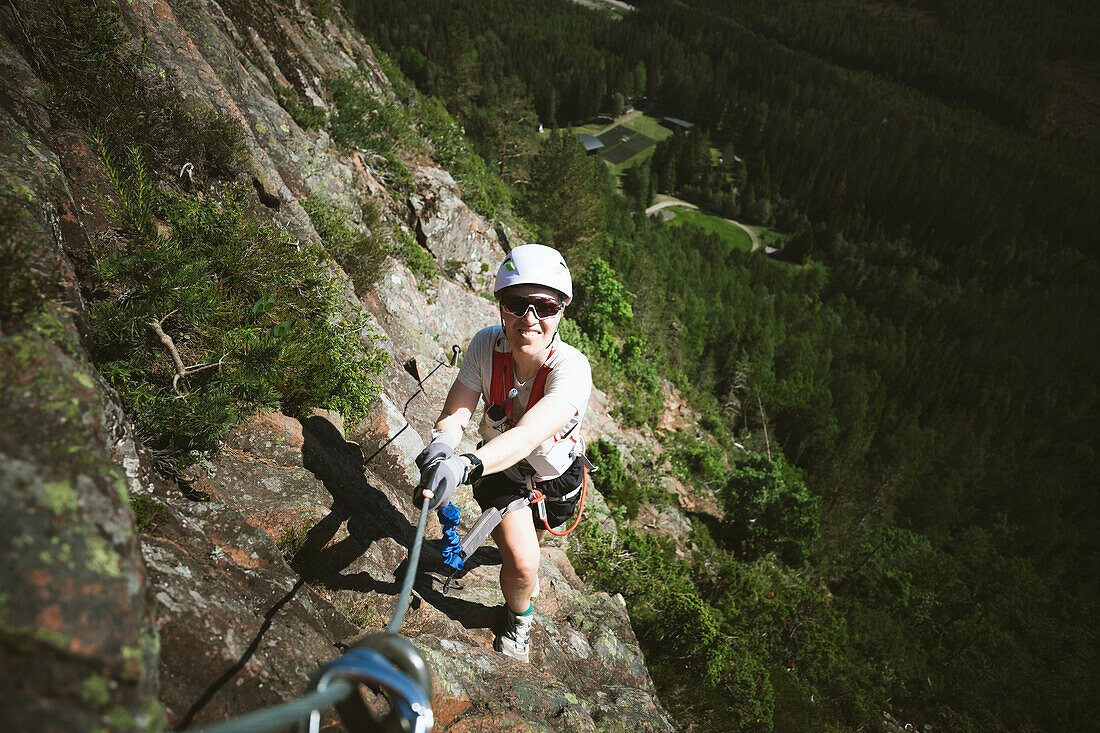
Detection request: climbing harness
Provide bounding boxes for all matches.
[525,466,588,538]
[194,345,461,733]
[439,466,590,594]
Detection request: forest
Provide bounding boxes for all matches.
[4,0,1095,726]
[345,0,1098,730]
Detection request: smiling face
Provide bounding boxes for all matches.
[498,284,564,359]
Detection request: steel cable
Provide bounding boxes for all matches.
[193,680,353,733]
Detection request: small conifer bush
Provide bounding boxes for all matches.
[89,145,385,457]
[301,198,387,294]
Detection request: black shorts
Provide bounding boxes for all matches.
[473,456,585,530]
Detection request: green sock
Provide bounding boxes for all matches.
[515,602,533,616]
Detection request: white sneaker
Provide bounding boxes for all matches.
[494,605,533,663]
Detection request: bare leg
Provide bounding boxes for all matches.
[491,509,541,614]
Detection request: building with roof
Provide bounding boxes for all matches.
[577,133,605,155]
[661,116,695,130]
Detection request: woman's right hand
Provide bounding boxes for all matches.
[414,455,467,511]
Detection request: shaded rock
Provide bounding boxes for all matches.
[0,320,161,731]
[136,472,356,729]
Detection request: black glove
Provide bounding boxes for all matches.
[415,433,457,472]
[415,455,467,511]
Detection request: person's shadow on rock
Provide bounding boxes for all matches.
[293,415,410,595]
[294,414,500,631]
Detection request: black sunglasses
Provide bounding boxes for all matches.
[499,294,564,319]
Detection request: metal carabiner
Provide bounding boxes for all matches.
[305,646,433,733]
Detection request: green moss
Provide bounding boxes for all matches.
[120,643,145,680]
[104,706,135,728]
[115,478,130,506]
[81,675,112,707]
[38,541,74,569]
[138,697,165,732]
[32,626,70,651]
[85,536,122,578]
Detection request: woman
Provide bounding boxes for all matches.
[416,244,592,663]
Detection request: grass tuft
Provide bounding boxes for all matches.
[89,146,385,457]
[129,495,171,534]
[275,84,327,129]
[302,198,387,294]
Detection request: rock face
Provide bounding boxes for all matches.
[0,0,674,730]
[0,313,161,731]
[0,47,158,728]
[409,165,501,291]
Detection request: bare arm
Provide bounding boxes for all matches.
[421,384,577,501]
[472,395,577,476]
[432,379,576,477]
[432,380,481,444]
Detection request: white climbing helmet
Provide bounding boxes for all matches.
[493,244,573,304]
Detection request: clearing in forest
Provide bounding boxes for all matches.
[664,205,754,251]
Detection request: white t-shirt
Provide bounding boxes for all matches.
[456,325,592,481]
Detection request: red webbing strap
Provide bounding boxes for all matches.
[527,467,587,538]
[527,360,552,410]
[491,346,555,421]
[490,349,512,405]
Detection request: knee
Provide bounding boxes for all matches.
[507,546,540,582]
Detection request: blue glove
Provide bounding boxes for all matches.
[415,455,467,511]
[416,433,457,471]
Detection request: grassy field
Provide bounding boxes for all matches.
[572,122,606,136]
[665,206,754,251]
[567,113,675,174]
[621,113,674,142]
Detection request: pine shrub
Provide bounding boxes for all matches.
[89,146,385,457]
